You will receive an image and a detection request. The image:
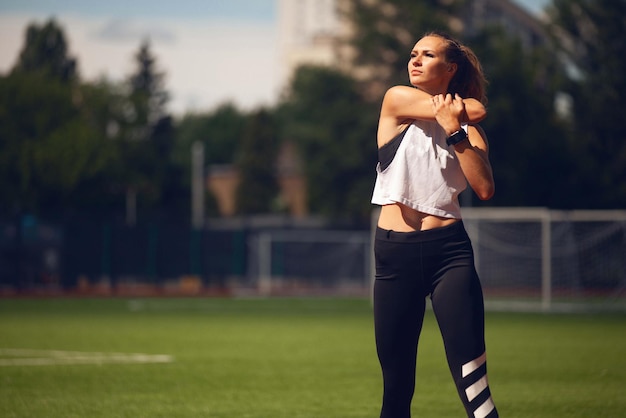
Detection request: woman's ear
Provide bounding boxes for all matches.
[447,63,457,73]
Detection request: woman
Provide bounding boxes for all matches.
[371,31,498,418]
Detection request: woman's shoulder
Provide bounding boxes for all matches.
[384,85,418,99]
[382,85,429,110]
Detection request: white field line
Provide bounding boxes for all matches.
[0,349,174,366]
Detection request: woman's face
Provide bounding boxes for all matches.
[407,36,455,94]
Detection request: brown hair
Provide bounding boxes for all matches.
[423,31,488,105]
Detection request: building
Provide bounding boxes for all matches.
[277,0,343,85]
[463,0,547,50]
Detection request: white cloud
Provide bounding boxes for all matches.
[92,19,178,43]
[0,13,280,115]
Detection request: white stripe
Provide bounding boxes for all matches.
[0,349,173,367]
[473,397,495,418]
[462,351,486,377]
[465,375,489,402]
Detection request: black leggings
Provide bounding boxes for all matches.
[374,221,498,418]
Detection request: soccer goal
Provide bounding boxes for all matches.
[460,207,626,312]
[247,229,372,296]
[245,208,626,312]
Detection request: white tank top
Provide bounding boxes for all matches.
[371,120,467,219]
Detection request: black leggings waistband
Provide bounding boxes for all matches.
[376,220,466,243]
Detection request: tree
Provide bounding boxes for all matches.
[173,103,249,216]
[277,65,378,224]
[235,109,280,215]
[0,20,114,216]
[341,0,461,99]
[12,18,77,83]
[466,26,573,208]
[61,79,128,212]
[547,0,626,208]
[174,103,248,169]
[0,73,75,212]
[115,40,173,222]
[126,39,168,134]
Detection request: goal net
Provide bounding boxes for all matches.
[246,229,372,296]
[244,208,626,312]
[461,208,626,312]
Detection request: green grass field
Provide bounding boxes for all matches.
[0,297,624,417]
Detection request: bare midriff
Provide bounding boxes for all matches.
[377,203,460,232]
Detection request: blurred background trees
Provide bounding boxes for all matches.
[342,0,459,98]
[1,0,624,227]
[468,26,573,208]
[12,18,77,83]
[235,109,280,215]
[277,65,378,222]
[546,0,626,208]
[0,19,109,216]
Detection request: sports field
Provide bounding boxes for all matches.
[0,297,624,417]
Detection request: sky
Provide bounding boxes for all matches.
[0,0,549,116]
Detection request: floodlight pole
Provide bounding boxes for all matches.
[191,141,205,229]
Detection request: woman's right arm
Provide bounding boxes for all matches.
[381,86,486,123]
[377,86,486,147]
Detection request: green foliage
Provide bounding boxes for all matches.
[64,80,130,212]
[12,18,77,83]
[0,20,181,218]
[344,0,461,93]
[277,66,378,223]
[3,4,624,220]
[173,104,249,216]
[126,39,168,130]
[467,27,573,207]
[235,109,280,215]
[108,40,176,216]
[547,0,626,208]
[0,72,114,213]
[174,103,248,171]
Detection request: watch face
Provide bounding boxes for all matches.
[447,130,467,146]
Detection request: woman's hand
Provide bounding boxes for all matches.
[431,93,465,136]
[433,94,495,201]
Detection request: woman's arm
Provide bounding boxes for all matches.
[377,86,486,148]
[432,93,494,200]
[455,125,495,201]
[382,86,486,123]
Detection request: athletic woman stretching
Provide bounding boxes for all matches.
[371,31,499,418]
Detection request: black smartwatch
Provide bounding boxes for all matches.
[446,129,468,146]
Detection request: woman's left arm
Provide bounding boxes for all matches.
[432,94,495,201]
[453,125,495,201]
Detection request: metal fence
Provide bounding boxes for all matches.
[2,209,625,313]
[0,215,369,296]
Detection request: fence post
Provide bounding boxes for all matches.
[541,209,552,312]
[258,232,271,296]
[101,222,111,282]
